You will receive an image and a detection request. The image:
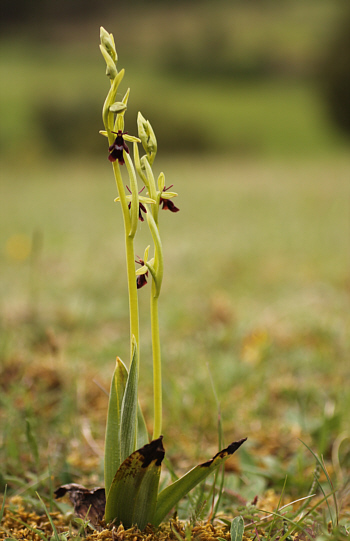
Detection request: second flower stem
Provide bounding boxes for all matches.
[151,281,162,440]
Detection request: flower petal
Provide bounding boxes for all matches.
[123,134,141,143]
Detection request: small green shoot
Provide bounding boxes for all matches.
[230,515,245,541]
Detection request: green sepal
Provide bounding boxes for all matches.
[105,437,165,529]
[153,438,247,527]
[120,338,138,463]
[104,357,128,496]
[159,191,178,200]
[135,265,148,276]
[114,195,155,205]
[123,134,141,143]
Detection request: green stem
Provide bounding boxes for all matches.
[145,207,163,439]
[112,160,140,367]
[151,282,162,439]
[125,235,140,363]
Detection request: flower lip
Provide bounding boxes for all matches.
[135,255,148,289]
[108,130,129,164]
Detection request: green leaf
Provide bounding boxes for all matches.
[230,516,244,541]
[105,437,165,529]
[104,357,128,496]
[153,438,247,527]
[120,339,138,463]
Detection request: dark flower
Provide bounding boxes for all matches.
[160,198,180,212]
[131,200,147,222]
[135,255,148,289]
[136,273,148,289]
[160,185,180,212]
[108,130,129,164]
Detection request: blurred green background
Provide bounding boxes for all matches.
[1,0,350,161]
[1,0,350,493]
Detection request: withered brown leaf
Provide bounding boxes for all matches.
[54,483,106,527]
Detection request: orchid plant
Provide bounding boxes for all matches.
[57,27,246,531]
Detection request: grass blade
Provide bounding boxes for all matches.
[267,475,288,538]
[153,438,246,527]
[105,437,164,529]
[37,492,60,541]
[0,484,7,524]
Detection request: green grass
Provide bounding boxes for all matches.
[1,154,349,464]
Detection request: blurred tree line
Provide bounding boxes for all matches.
[1,0,349,158]
[320,4,350,136]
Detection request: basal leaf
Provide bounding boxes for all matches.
[230,515,244,541]
[104,357,128,496]
[105,437,165,530]
[153,438,247,527]
[120,339,138,463]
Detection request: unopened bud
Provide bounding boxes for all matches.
[99,44,117,80]
[100,27,117,63]
[137,112,157,162]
